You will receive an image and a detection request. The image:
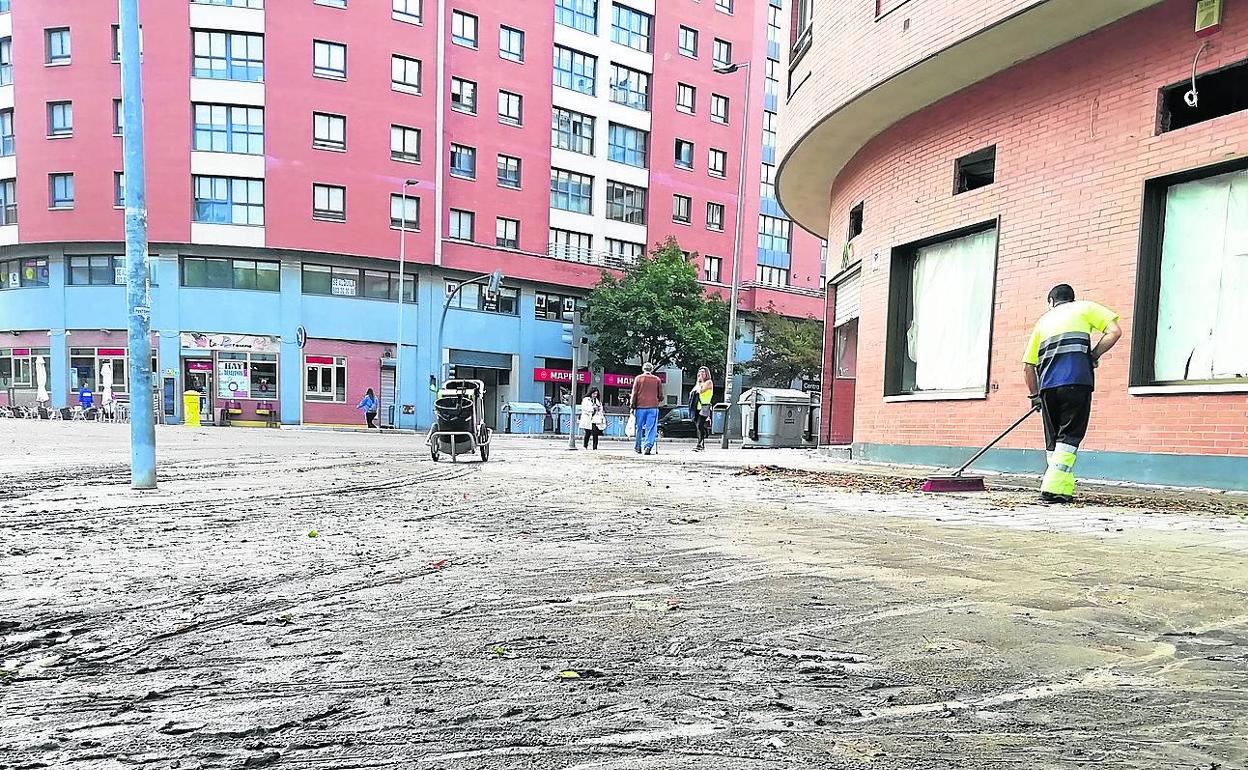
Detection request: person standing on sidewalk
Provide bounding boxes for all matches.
[1022,284,1122,504]
[630,363,663,455]
[690,366,714,452]
[579,387,606,450]
[357,388,379,429]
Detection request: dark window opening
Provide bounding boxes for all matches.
[954,146,995,194]
[847,202,864,240]
[1159,58,1248,133]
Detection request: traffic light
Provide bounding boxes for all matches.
[561,322,574,346]
[485,269,503,300]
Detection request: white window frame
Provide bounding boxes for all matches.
[449,208,475,241]
[313,40,346,79]
[312,183,345,222]
[451,10,478,48]
[312,112,346,151]
[392,54,422,95]
[304,355,347,403]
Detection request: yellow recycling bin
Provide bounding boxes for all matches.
[183,390,202,428]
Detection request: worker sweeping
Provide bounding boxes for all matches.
[1022,284,1122,503]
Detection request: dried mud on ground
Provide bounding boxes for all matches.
[1,423,1246,770]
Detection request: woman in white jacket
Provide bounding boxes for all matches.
[579,387,606,450]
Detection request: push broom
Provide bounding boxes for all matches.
[921,404,1041,493]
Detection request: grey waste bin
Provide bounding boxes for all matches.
[805,398,821,448]
[738,388,819,448]
[502,402,546,434]
[551,404,572,434]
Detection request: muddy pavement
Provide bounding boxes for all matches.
[1,423,1246,769]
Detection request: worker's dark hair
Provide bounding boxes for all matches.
[1048,284,1076,304]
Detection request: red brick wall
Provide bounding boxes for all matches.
[825,0,1248,457]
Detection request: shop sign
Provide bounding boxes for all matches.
[533,367,590,384]
[217,360,250,399]
[181,333,278,353]
[97,348,126,357]
[12,348,30,356]
[603,372,667,387]
[187,360,213,372]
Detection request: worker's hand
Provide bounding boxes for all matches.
[1028,393,1042,410]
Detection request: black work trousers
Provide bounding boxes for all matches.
[1040,385,1092,452]
[582,425,602,449]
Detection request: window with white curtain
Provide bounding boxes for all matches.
[1146,167,1248,384]
[886,226,998,395]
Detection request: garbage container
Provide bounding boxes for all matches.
[805,399,822,448]
[182,390,201,428]
[738,388,818,448]
[502,402,546,434]
[551,404,572,435]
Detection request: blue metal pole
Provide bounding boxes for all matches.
[120,0,156,489]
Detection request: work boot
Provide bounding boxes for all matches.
[1039,491,1073,505]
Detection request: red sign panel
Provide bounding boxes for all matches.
[97,348,127,357]
[534,369,667,387]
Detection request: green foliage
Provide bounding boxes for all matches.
[743,306,824,387]
[583,238,729,374]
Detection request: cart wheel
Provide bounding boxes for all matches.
[480,444,490,462]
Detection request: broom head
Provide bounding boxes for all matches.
[921,475,986,493]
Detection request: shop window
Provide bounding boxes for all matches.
[1159,58,1248,134]
[182,256,279,291]
[1133,160,1248,386]
[67,255,157,287]
[69,348,128,394]
[305,355,347,402]
[0,347,50,389]
[848,202,864,240]
[215,351,277,401]
[1,257,49,288]
[302,263,414,301]
[885,224,998,397]
[954,146,995,194]
[535,291,581,321]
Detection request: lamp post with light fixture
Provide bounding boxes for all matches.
[394,178,419,428]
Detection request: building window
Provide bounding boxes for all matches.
[391,54,422,94]
[848,201,864,239]
[793,0,814,59]
[311,112,345,151]
[706,202,724,231]
[45,27,71,64]
[610,64,649,110]
[674,139,694,170]
[315,0,347,7]
[445,281,519,315]
[676,83,696,114]
[0,178,15,225]
[765,57,779,98]
[192,30,264,82]
[449,208,475,241]
[451,77,477,114]
[302,264,414,301]
[535,291,580,321]
[758,215,791,255]
[712,38,732,68]
[305,356,347,402]
[497,154,522,188]
[715,0,733,13]
[885,225,998,396]
[606,181,646,225]
[192,176,264,225]
[2,109,17,154]
[313,40,346,79]
[391,125,420,163]
[607,239,643,263]
[672,194,691,224]
[312,183,346,222]
[49,173,74,209]
[499,26,524,62]
[0,37,10,86]
[552,107,595,155]
[704,255,722,283]
[47,101,73,138]
[761,162,776,199]
[450,143,476,179]
[113,99,124,135]
[678,26,698,58]
[390,193,420,229]
[553,45,596,95]
[68,347,130,395]
[555,0,597,34]
[756,265,789,287]
[496,217,519,249]
[710,94,729,124]
[607,123,648,168]
[551,169,593,214]
[67,256,119,286]
[0,347,50,388]
[392,0,422,24]
[193,104,264,154]
[1159,59,1248,133]
[498,90,523,126]
[955,145,996,194]
[192,0,265,6]
[708,148,727,178]
[551,228,593,261]
[451,10,478,48]
[114,172,125,207]
[762,110,777,147]
[611,4,652,52]
[1,258,49,289]
[182,257,279,291]
[1136,162,1248,386]
[214,351,278,400]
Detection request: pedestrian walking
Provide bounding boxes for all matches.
[630,362,663,455]
[357,388,379,429]
[579,387,606,450]
[1022,283,1122,504]
[690,366,714,451]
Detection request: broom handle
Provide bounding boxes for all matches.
[954,404,1041,477]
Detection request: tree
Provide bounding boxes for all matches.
[583,238,729,374]
[743,306,824,387]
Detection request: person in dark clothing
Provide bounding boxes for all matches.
[1022,284,1122,503]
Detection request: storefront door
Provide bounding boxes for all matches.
[183,359,215,424]
[828,270,860,445]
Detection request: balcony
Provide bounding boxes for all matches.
[547,243,638,272]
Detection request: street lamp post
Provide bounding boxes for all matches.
[713,61,752,450]
[394,179,418,429]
